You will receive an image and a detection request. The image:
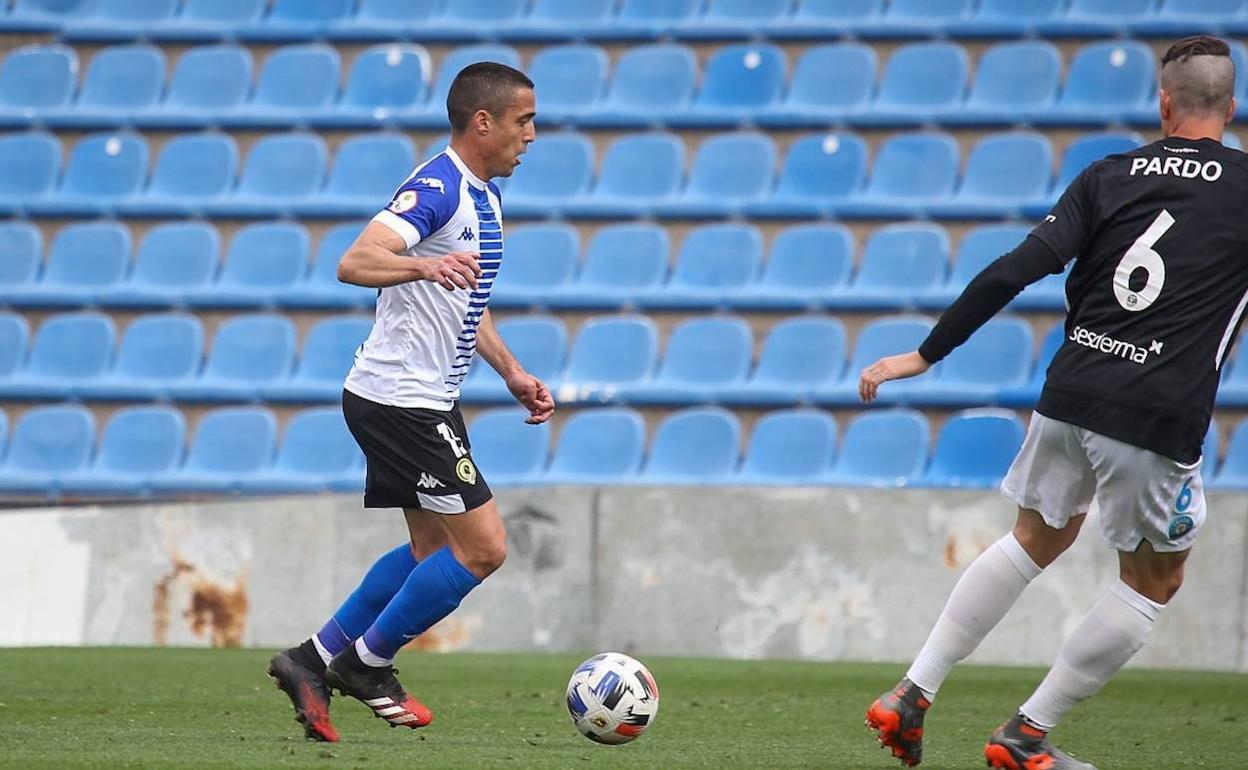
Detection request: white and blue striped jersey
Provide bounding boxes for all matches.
[344,146,503,410]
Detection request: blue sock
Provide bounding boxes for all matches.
[360,546,481,663]
[314,543,417,662]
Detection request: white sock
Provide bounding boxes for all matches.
[1020,579,1163,730]
[312,633,335,666]
[355,635,395,668]
[906,533,1043,699]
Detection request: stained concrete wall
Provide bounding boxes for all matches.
[2,488,1245,671]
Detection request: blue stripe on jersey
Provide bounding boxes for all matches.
[448,186,503,395]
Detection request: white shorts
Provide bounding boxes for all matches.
[1000,412,1205,553]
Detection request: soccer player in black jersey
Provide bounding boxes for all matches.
[862,36,1244,770]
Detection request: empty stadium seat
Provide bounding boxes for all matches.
[17,221,131,307]
[836,133,959,218]
[949,0,1066,36]
[557,315,658,404]
[167,314,296,402]
[120,132,239,216]
[502,133,594,218]
[727,225,854,311]
[296,133,415,217]
[403,44,520,128]
[49,45,165,127]
[620,316,752,405]
[323,0,440,40]
[757,44,877,127]
[149,407,277,494]
[642,224,762,309]
[999,322,1064,407]
[0,132,60,214]
[1213,420,1248,488]
[0,405,95,496]
[0,44,76,125]
[609,0,703,38]
[1134,0,1248,36]
[721,317,846,406]
[817,316,936,405]
[668,44,786,127]
[59,406,186,496]
[922,224,1032,308]
[261,316,373,403]
[0,312,115,399]
[509,0,617,40]
[101,222,220,308]
[239,0,355,41]
[545,408,645,483]
[60,0,179,40]
[187,223,309,308]
[947,41,1061,125]
[490,224,579,308]
[827,409,929,487]
[468,408,551,486]
[852,42,968,125]
[1032,41,1156,124]
[1023,132,1142,216]
[676,0,792,38]
[916,318,1033,405]
[528,45,608,125]
[137,45,253,127]
[78,314,204,401]
[280,224,378,310]
[563,133,684,218]
[580,44,696,128]
[662,132,776,218]
[321,44,430,127]
[146,0,268,40]
[1040,0,1163,36]
[640,407,740,483]
[769,0,885,38]
[3,0,90,33]
[0,222,43,301]
[27,132,148,216]
[0,313,30,381]
[236,408,364,493]
[207,133,328,218]
[547,224,669,309]
[930,133,1054,219]
[417,0,528,41]
[923,409,1026,488]
[737,410,838,484]
[833,224,949,310]
[868,0,976,36]
[233,44,341,127]
[0,409,7,463]
[459,315,568,403]
[1216,344,1248,406]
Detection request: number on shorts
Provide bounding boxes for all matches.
[436,422,467,459]
[1112,210,1174,312]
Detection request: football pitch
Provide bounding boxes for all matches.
[0,648,1243,770]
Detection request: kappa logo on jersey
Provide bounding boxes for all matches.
[412,177,445,193]
[388,190,418,214]
[458,227,475,241]
[1069,325,1163,365]
[417,472,445,489]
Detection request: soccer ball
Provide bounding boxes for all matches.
[565,652,660,745]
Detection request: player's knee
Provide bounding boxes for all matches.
[459,535,507,579]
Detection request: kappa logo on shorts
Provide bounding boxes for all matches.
[417,472,445,489]
[455,457,477,485]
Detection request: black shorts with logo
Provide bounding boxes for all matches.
[342,389,492,513]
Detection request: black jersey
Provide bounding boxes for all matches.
[1031,136,1248,463]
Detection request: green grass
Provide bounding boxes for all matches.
[0,649,1243,769]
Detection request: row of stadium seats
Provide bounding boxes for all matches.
[7,129,1217,221]
[5,40,1248,131]
[0,221,1068,313]
[6,0,1248,42]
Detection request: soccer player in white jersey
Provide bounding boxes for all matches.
[267,62,553,741]
[862,37,1246,769]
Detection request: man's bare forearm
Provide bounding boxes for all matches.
[337,244,426,288]
[475,309,523,379]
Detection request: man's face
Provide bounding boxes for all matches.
[484,86,537,178]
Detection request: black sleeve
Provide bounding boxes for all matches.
[918,235,1066,364]
[1028,165,1098,264]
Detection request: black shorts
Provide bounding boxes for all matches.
[342,389,492,513]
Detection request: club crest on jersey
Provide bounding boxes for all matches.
[388,190,418,214]
[413,177,445,193]
[1168,514,1195,540]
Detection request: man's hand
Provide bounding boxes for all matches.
[505,371,556,424]
[416,251,481,291]
[859,351,930,403]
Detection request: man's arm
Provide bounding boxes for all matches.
[337,221,482,290]
[476,309,556,425]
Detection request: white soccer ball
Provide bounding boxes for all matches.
[565,652,660,745]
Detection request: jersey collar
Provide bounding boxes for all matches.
[444,146,488,191]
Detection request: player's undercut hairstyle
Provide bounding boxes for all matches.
[446,61,534,133]
[1160,35,1236,117]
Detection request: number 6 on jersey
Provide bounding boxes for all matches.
[1113,210,1175,312]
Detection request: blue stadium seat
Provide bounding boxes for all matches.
[146,0,268,41]
[736,410,838,485]
[48,45,165,128]
[867,0,977,37]
[1224,131,1243,151]
[490,224,579,308]
[930,133,1054,219]
[827,409,929,487]
[232,44,341,128]
[999,321,1063,407]
[528,45,608,125]
[726,225,853,311]
[923,409,1026,488]
[27,132,148,217]
[644,224,762,309]
[618,316,752,404]
[836,133,959,218]
[0,405,95,496]
[0,313,31,382]
[667,44,786,127]
[607,0,702,39]
[149,407,277,494]
[1023,132,1143,217]
[59,406,186,496]
[545,408,645,484]
[915,318,1033,406]
[19,221,131,307]
[0,222,44,301]
[833,224,949,310]
[1133,0,1248,36]
[558,315,658,404]
[101,222,219,308]
[721,317,846,406]
[1040,0,1164,36]
[326,0,441,41]
[1204,418,1220,478]
[850,42,967,126]
[237,408,364,494]
[119,132,238,216]
[0,410,7,463]
[167,314,296,402]
[947,41,1061,125]
[187,223,309,309]
[0,132,60,215]
[769,0,885,38]
[60,0,180,41]
[1213,420,1248,488]
[295,133,415,217]
[662,132,777,218]
[419,0,528,41]
[757,44,876,127]
[260,316,373,403]
[922,224,1031,308]
[1031,41,1156,125]
[547,224,668,310]
[78,314,204,401]
[1216,343,1248,406]
[817,316,936,405]
[3,0,90,33]
[949,0,1066,36]
[459,315,568,404]
[407,44,521,128]
[238,0,355,41]
[0,312,115,399]
[501,132,594,218]
[563,133,684,218]
[467,408,551,486]
[207,133,328,218]
[675,0,792,39]
[0,44,76,125]
[509,0,617,40]
[136,45,252,127]
[580,44,696,128]
[320,44,429,128]
[743,132,863,219]
[280,224,378,310]
[640,407,740,483]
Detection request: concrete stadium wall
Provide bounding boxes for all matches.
[2,488,1246,672]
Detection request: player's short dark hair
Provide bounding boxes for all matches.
[1162,35,1232,66]
[1160,36,1236,117]
[446,62,534,133]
